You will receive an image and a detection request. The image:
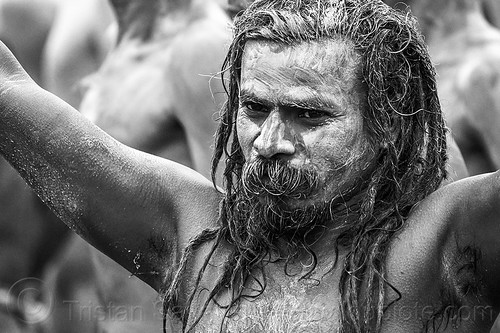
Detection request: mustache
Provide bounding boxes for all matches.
[241,157,319,200]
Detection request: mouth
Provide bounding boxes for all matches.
[241,158,319,202]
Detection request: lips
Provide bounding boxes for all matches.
[241,157,318,200]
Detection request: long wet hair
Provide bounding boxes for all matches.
[162,1,448,332]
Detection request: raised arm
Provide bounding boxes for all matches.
[0,41,222,291]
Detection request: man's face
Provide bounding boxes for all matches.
[236,39,377,209]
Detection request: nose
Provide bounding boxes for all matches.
[253,110,295,158]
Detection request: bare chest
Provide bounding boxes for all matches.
[189,268,341,333]
[177,226,495,333]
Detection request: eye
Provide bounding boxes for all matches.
[242,101,267,113]
[298,109,327,119]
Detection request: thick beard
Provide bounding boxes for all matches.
[225,158,334,258]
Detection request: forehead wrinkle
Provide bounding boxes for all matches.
[287,66,329,88]
[242,67,349,110]
[244,57,336,88]
[278,88,341,111]
[248,67,331,97]
[239,82,343,112]
[240,41,361,112]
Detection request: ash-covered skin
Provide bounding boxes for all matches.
[237,39,377,209]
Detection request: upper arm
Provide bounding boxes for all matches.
[0,62,222,291]
[81,145,223,291]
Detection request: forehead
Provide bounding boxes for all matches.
[242,38,358,68]
[240,39,362,104]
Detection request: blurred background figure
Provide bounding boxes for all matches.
[42,0,115,108]
[0,0,56,85]
[481,0,500,28]
[226,0,253,17]
[385,0,500,177]
[40,0,231,332]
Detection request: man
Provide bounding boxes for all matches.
[0,0,498,332]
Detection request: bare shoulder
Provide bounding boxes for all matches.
[441,171,500,308]
[391,171,500,304]
[383,172,500,330]
[402,171,500,249]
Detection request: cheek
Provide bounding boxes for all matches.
[236,114,258,158]
[306,128,375,182]
[306,128,354,164]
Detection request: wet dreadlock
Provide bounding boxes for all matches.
[162,0,448,332]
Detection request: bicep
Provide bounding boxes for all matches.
[68,146,223,291]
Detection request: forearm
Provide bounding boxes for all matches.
[1,83,114,232]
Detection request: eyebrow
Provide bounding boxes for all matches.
[239,88,341,112]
